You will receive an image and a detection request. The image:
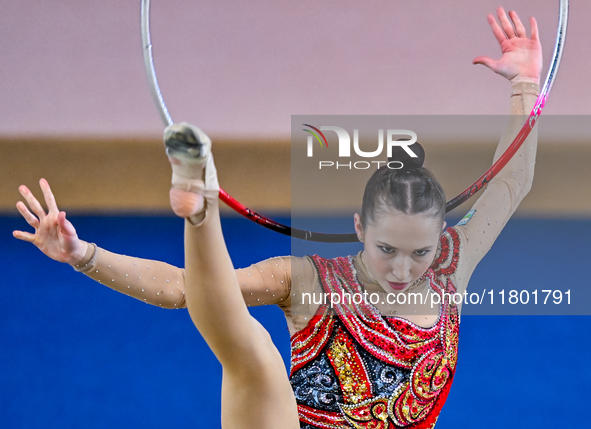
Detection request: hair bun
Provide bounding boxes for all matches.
[387,140,425,170]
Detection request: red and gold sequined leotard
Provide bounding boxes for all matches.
[71,82,539,429]
[290,228,460,429]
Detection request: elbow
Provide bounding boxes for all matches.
[160,293,187,310]
[517,169,535,200]
[500,165,535,201]
[521,179,533,199]
[506,175,534,206]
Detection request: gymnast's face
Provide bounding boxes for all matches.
[354,209,445,293]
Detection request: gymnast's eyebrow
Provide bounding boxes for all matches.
[376,241,434,251]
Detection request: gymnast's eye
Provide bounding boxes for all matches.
[414,249,430,257]
[379,246,395,254]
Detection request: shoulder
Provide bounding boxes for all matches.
[431,227,461,276]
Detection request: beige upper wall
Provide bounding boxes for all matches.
[1,1,588,139]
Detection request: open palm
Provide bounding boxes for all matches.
[473,7,542,84]
[13,179,87,265]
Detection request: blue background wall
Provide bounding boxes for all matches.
[2,215,589,428]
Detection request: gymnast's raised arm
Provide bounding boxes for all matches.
[13,178,292,309]
[454,7,542,290]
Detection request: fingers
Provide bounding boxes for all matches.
[472,55,499,73]
[13,229,36,243]
[15,201,40,229]
[39,178,59,214]
[490,8,535,42]
[483,7,540,68]
[530,17,539,42]
[18,185,46,220]
[58,211,77,237]
[497,7,516,39]
[487,13,507,45]
[509,10,526,38]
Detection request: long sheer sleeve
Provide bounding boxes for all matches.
[72,243,188,308]
[236,256,294,307]
[453,81,540,292]
[71,242,294,309]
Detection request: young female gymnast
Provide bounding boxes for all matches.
[14,7,542,428]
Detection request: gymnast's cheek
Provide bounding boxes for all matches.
[363,248,389,281]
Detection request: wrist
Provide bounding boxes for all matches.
[511,81,540,97]
[69,241,89,265]
[71,242,98,273]
[510,76,540,86]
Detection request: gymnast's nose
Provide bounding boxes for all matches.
[391,256,411,281]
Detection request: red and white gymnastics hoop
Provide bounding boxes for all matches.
[140,0,569,243]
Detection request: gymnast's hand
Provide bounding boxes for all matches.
[473,7,542,85]
[13,178,88,265]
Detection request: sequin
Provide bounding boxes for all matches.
[291,228,460,428]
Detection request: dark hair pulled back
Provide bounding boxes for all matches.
[360,141,446,228]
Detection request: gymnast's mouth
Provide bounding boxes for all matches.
[387,282,408,290]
